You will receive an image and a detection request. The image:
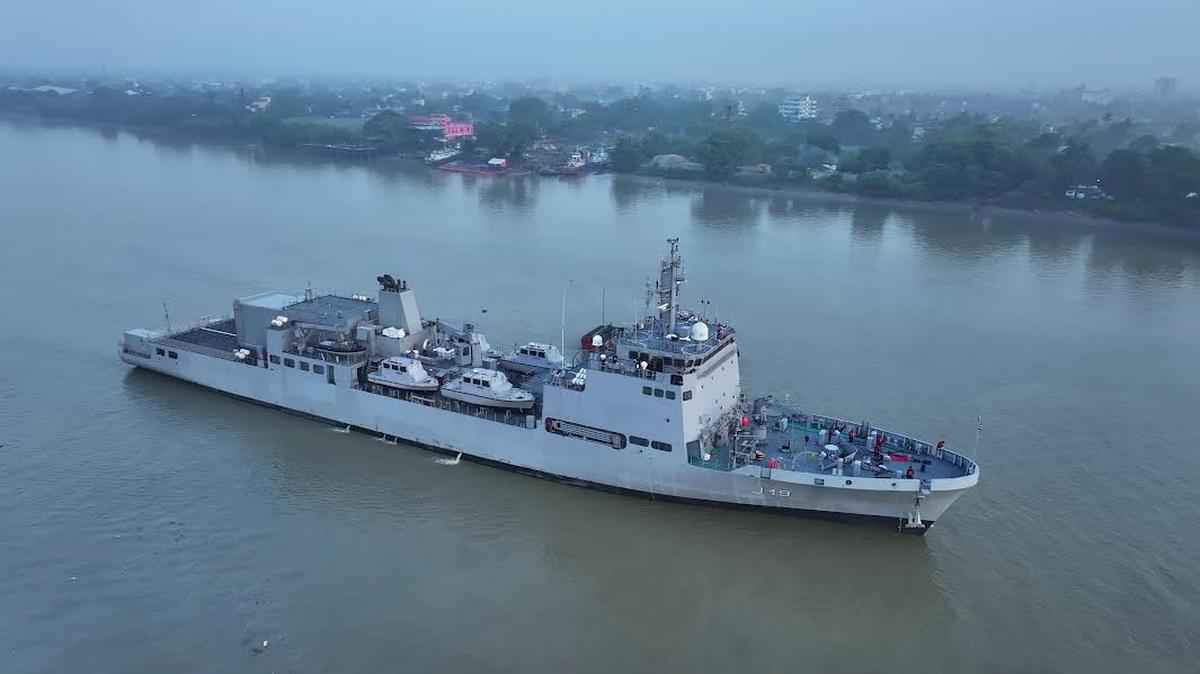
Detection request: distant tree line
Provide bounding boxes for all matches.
[6,83,1198,225]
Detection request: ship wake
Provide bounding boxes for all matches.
[434,452,463,466]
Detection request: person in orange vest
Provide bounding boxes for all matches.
[905,466,915,479]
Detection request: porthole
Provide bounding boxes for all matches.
[845,480,853,486]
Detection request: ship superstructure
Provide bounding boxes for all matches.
[120,239,979,533]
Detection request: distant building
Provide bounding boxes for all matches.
[408,113,452,131]
[30,85,79,95]
[1064,184,1109,200]
[1080,88,1113,105]
[247,96,272,113]
[778,95,818,122]
[409,113,475,139]
[649,154,703,172]
[809,163,839,180]
[737,163,772,177]
[1155,76,1177,99]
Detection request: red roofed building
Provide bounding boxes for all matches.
[409,113,474,139]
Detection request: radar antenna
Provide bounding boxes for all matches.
[657,237,685,334]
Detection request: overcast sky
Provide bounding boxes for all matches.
[1,0,1195,91]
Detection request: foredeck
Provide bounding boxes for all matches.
[694,400,977,484]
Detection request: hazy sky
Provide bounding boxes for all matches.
[1,0,1195,91]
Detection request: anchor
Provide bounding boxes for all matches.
[901,494,926,531]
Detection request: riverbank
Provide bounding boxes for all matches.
[6,111,1194,238]
[609,172,1200,238]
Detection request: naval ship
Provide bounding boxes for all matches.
[120,239,979,533]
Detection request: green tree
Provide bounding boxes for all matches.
[1128,134,1159,153]
[267,90,309,118]
[855,171,900,197]
[805,134,840,154]
[363,110,407,140]
[831,109,874,146]
[611,136,644,173]
[1050,140,1100,187]
[1101,149,1148,199]
[696,128,764,180]
[475,119,538,160]
[508,96,552,131]
[364,110,439,152]
[842,145,891,173]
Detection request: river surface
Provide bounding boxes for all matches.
[2,119,1199,673]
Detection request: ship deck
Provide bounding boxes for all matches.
[155,318,242,360]
[696,402,977,482]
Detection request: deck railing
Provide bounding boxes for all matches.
[361,382,535,429]
[690,403,979,477]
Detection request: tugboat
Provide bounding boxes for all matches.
[558,151,587,176]
[425,145,460,166]
[441,368,535,410]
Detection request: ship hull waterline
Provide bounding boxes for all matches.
[121,350,970,535]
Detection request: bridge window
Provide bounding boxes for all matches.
[653,389,664,398]
[284,358,295,368]
[683,390,693,401]
[269,355,280,365]
[168,351,178,359]
[642,386,652,396]
[651,441,672,452]
[155,347,165,356]
[665,391,676,400]
[300,362,310,371]
[629,436,649,447]
[313,364,325,375]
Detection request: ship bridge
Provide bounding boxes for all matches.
[604,237,737,376]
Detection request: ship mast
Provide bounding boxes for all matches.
[657,238,685,334]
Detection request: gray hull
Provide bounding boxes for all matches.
[120,347,973,529]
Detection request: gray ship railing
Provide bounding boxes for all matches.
[796,411,977,474]
[362,382,536,429]
[690,404,977,476]
[155,337,245,363]
[283,346,369,367]
[618,323,735,356]
[544,353,658,389]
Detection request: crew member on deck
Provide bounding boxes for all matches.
[905,466,915,479]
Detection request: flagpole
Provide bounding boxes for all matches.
[973,416,983,462]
